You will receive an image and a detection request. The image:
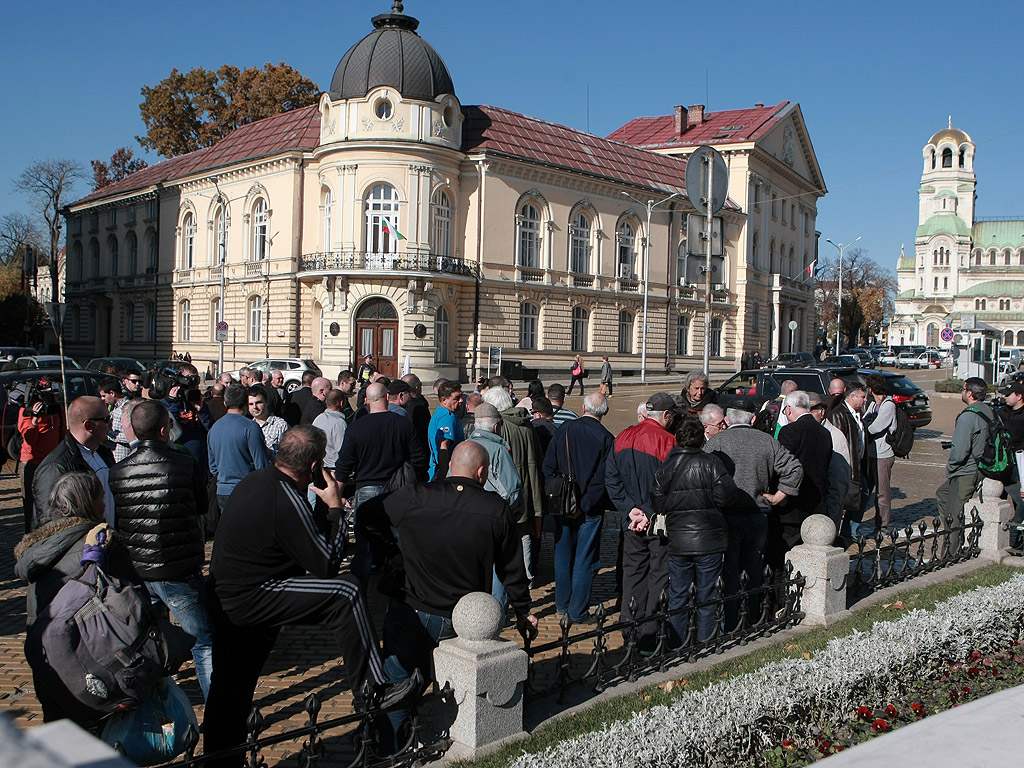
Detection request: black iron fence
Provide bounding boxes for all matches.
[155,684,453,768]
[523,564,806,703]
[299,251,477,277]
[844,507,983,604]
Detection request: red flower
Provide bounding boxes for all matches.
[782,739,795,750]
[857,706,873,720]
[950,689,959,701]
[836,747,845,752]
[962,686,970,694]
[968,667,979,677]
[911,701,923,712]
[885,704,899,717]
[872,718,888,732]
[992,668,1000,677]
[969,650,982,661]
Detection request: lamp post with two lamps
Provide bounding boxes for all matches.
[621,191,680,382]
[825,235,861,356]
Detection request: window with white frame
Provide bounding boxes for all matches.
[434,306,450,363]
[214,205,229,265]
[212,297,221,336]
[569,212,591,274]
[125,303,135,341]
[127,232,137,275]
[519,303,539,349]
[517,203,541,268]
[148,199,159,219]
[322,188,333,251]
[676,315,690,355]
[249,295,263,342]
[618,310,634,354]
[252,199,268,260]
[617,222,636,278]
[182,212,195,269]
[148,230,158,271]
[365,184,400,254]
[431,189,452,258]
[180,300,191,342]
[571,306,589,351]
[710,317,723,357]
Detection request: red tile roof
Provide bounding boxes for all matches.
[463,105,687,195]
[72,105,322,206]
[606,102,790,149]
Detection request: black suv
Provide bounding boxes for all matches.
[766,352,816,369]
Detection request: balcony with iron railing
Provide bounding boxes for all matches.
[300,250,478,277]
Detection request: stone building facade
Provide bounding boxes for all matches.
[63,4,826,382]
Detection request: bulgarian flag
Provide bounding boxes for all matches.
[382,217,406,241]
[806,259,818,278]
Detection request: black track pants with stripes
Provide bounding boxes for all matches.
[203,574,386,767]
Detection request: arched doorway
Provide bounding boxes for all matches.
[355,297,398,378]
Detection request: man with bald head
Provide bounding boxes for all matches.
[361,439,537,750]
[334,381,428,589]
[300,376,333,425]
[32,395,115,528]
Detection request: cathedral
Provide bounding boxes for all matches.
[892,121,1024,349]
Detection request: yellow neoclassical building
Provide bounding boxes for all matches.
[63,3,826,383]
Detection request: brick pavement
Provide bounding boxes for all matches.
[0,374,959,764]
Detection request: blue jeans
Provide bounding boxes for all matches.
[722,513,768,630]
[553,512,603,621]
[667,553,723,645]
[147,573,214,700]
[352,485,387,590]
[381,599,456,753]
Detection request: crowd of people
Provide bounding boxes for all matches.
[10,359,1023,762]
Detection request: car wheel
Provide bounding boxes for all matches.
[285,380,300,394]
[6,432,20,464]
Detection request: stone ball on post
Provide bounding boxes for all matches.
[452,592,504,641]
[800,514,837,548]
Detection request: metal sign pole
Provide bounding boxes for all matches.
[702,155,715,375]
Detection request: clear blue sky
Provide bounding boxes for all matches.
[3,0,1023,271]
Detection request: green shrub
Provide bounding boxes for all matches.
[935,378,963,392]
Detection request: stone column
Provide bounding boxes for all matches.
[786,515,851,625]
[970,477,1014,561]
[433,593,529,760]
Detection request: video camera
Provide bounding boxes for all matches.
[146,366,200,403]
[24,378,62,416]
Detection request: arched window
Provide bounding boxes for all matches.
[617,222,636,278]
[214,205,229,265]
[434,306,450,363]
[431,189,452,258]
[927,323,939,347]
[145,302,156,342]
[109,236,119,277]
[181,212,195,269]
[569,212,591,274]
[73,241,83,280]
[930,149,936,169]
[618,310,634,354]
[322,188,333,251]
[571,306,589,351]
[941,147,953,167]
[989,249,996,266]
[249,295,263,342]
[1018,330,1024,346]
[710,318,723,357]
[1004,330,1014,345]
[125,302,136,341]
[959,149,965,168]
[90,239,100,277]
[517,203,541,269]
[676,315,690,355]
[252,199,268,260]
[148,230,158,271]
[179,300,191,342]
[519,303,539,350]
[365,184,400,255]
[127,232,138,275]
[1004,249,1012,266]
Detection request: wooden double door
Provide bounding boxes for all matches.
[355,298,398,379]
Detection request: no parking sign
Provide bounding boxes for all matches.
[940,327,954,343]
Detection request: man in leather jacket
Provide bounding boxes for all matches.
[109,399,212,700]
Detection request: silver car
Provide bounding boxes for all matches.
[226,358,322,393]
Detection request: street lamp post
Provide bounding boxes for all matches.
[621,191,679,382]
[825,235,861,355]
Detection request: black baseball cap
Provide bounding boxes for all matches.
[998,382,1024,397]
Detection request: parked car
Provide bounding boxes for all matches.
[713,365,859,412]
[839,369,933,429]
[225,358,323,393]
[913,351,943,369]
[766,352,816,368]
[821,355,862,367]
[86,357,147,375]
[896,352,919,369]
[0,369,108,460]
[0,346,38,362]
[997,362,1024,387]
[14,356,82,370]
[846,349,875,368]
[878,349,899,366]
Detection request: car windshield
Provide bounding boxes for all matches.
[887,376,923,395]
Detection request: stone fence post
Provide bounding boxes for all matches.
[970,477,1014,561]
[786,515,851,625]
[433,592,528,760]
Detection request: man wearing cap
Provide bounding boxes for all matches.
[777,391,832,558]
[997,381,1024,553]
[356,354,377,408]
[386,379,412,418]
[704,397,802,627]
[605,392,677,646]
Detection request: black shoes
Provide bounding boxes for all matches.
[377,669,424,711]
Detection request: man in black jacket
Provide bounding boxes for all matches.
[997,382,1024,552]
[284,371,317,425]
[32,396,115,529]
[203,426,419,767]
[109,399,213,700]
[777,391,832,561]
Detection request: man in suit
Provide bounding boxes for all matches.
[776,391,833,562]
[284,371,317,425]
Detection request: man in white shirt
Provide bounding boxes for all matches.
[249,386,289,459]
[313,389,348,472]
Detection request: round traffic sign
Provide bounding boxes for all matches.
[216,321,229,331]
[788,320,798,331]
[685,145,729,215]
[940,327,954,342]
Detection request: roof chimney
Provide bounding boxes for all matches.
[674,105,684,135]
[755,102,763,108]
[687,104,705,129]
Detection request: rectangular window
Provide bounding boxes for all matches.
[676,316,689,355]
[128,205,136,223]
[108,209,116,227]
[148,199,159,219]
[381,327,395,357]
[710,318,723,357]
[571,307,588,351]
[617,312,633,354]
[519,304,538,350]
[146,303,156,342]
[249,298,263,342]
[361,327,373,355]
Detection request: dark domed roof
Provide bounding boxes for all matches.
[329,2,455,102]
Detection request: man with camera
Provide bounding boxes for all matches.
[157,364,213,471]
[16,379,65,533]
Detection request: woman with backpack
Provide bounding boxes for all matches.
[863,374,898,538]
[567,354,586,396]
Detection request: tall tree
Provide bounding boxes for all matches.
[137,62,319,157]
[0,212,43,264]
[817,249,896,349]
[14,159,83,303]
[91,146,148,191]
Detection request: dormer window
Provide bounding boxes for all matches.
[375,99,393,120]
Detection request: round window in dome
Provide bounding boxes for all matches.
[442,104,454,128]
[375,99,393,120]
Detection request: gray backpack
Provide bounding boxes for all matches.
[25,563,194,715]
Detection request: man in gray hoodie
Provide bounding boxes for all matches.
[937,376,991,554]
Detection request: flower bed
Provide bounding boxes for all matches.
[509,573,1024,768]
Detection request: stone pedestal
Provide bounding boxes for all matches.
[433,593,529,760]
[971,477,1013,560]
[786,515,851,625]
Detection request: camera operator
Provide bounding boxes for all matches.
[153,363,213,471]
[16,380,66,533]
